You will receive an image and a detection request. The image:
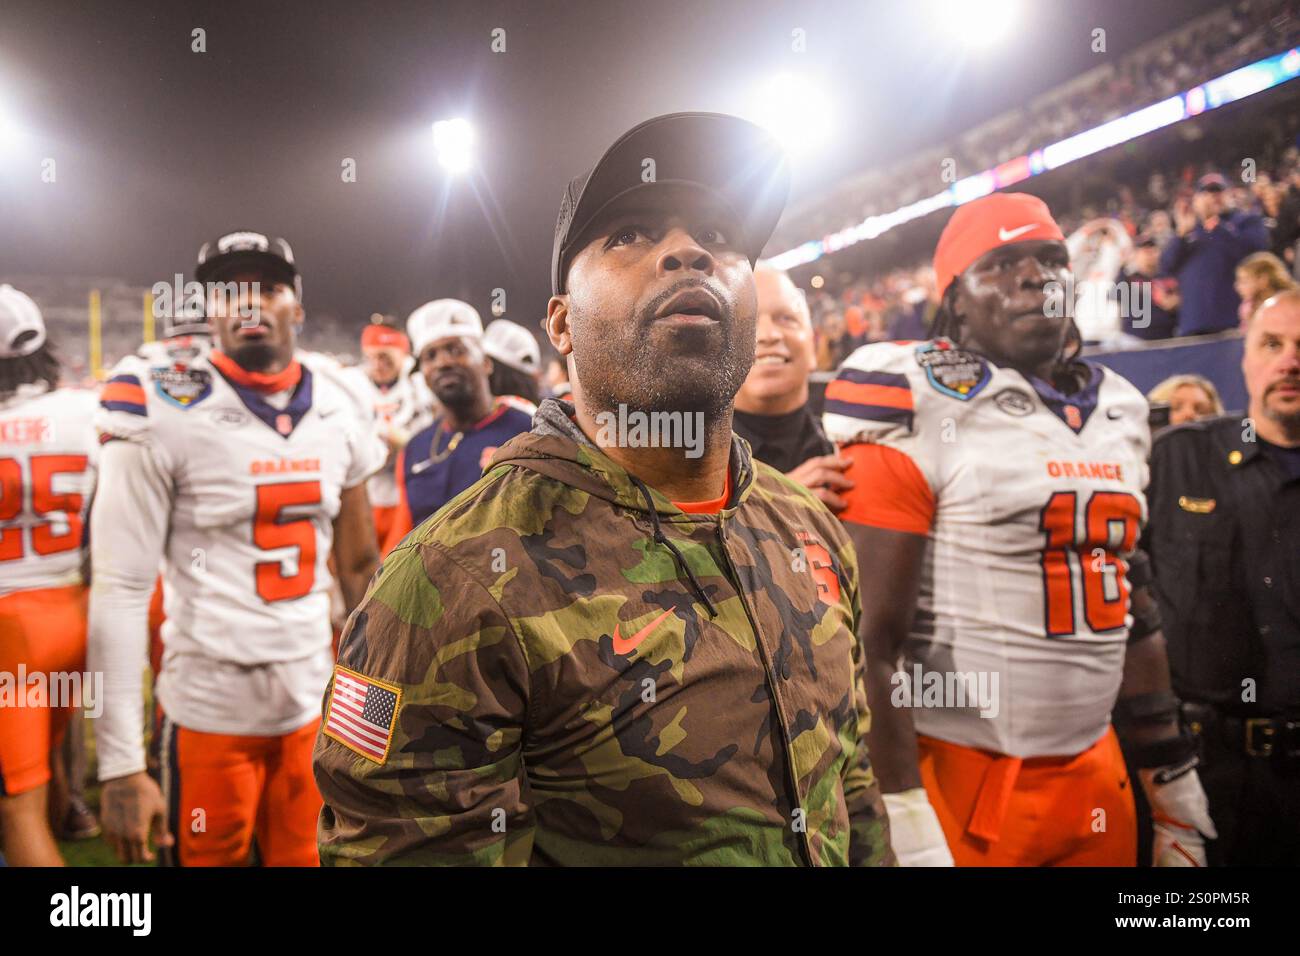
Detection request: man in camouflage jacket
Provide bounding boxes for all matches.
[313,112,894,866]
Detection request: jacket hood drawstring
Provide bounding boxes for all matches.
[628,474,719,620]
[492,399,754,622]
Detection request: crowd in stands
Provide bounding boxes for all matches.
[10,1,1300,385]
[806,143,1300,372]
[772,0,1300,254]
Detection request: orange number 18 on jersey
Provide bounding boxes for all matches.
[1039,490,1141,637]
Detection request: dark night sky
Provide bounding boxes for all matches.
[0,0,1225,332]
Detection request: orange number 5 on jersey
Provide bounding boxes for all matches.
[253,480,321,603]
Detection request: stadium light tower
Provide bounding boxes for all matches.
[749,73,833,161]
[934,0,1019,48]
[432,118,476,174]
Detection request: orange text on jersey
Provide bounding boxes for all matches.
[249,458,322,476]
[0,417,52,445]
[1046,460,1124,481]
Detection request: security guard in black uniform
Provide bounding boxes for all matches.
[1143,290,1300,865]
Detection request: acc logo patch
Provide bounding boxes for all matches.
[210,407,249,428]
[152,366,213,408]
[993,388,1035,417]
[915,341,990,401]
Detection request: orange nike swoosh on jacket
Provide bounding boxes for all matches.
[611,608,675,655]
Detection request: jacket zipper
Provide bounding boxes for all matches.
[715,514,816,868]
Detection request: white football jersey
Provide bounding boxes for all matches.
[824,340,1151,758]
[94,350,386,735]
[0,384,98,596]
[340,361,432,508]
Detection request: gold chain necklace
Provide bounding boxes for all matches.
[411,427,464,473]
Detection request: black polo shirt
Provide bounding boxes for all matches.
[732,402,834,475]
[1144,415,1300,715]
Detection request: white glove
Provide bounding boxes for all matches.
[1140,764,1217,867]
[883,788,955,866]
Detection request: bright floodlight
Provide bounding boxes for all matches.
[432,118,475,174]
[0,105,21,154]
[935,0,1019,48]
[750,73,832,160]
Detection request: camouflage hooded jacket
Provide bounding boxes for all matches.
[313,399,893,866]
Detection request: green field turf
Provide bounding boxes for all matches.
[57,692,155,868]
[58,780,130,867]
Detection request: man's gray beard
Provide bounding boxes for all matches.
[571,326,752,420]
[1262,400,1300,431]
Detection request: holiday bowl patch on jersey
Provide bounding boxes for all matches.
[915,340,990,401]
[152,365,213,408]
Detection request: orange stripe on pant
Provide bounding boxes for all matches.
[0,584,87,796]
[164,717,322,866]
[919,726,1136,866]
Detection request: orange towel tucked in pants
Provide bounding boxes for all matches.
[160,716,322,866]
[0,584,87,795]
[919,726,1136,866]
[371,504,398,554]
[148,576,165,678]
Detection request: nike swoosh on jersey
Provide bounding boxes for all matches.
[611,608,675,655]
[998,224,1039,242]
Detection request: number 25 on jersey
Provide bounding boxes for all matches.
[0,455,89,560]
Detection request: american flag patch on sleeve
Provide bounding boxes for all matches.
[324,665,402,763]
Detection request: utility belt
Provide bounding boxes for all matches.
[1181,701,1300,763]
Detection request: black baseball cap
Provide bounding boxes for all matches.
[1195,173,1229,193]
[195,230,302,300]
[551,112,790,295]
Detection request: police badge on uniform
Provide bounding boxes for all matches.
[152,365,213,408]
[915,340,991,401]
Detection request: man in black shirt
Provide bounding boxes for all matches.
[1144,289,1300,865]
[732,267,849,512]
